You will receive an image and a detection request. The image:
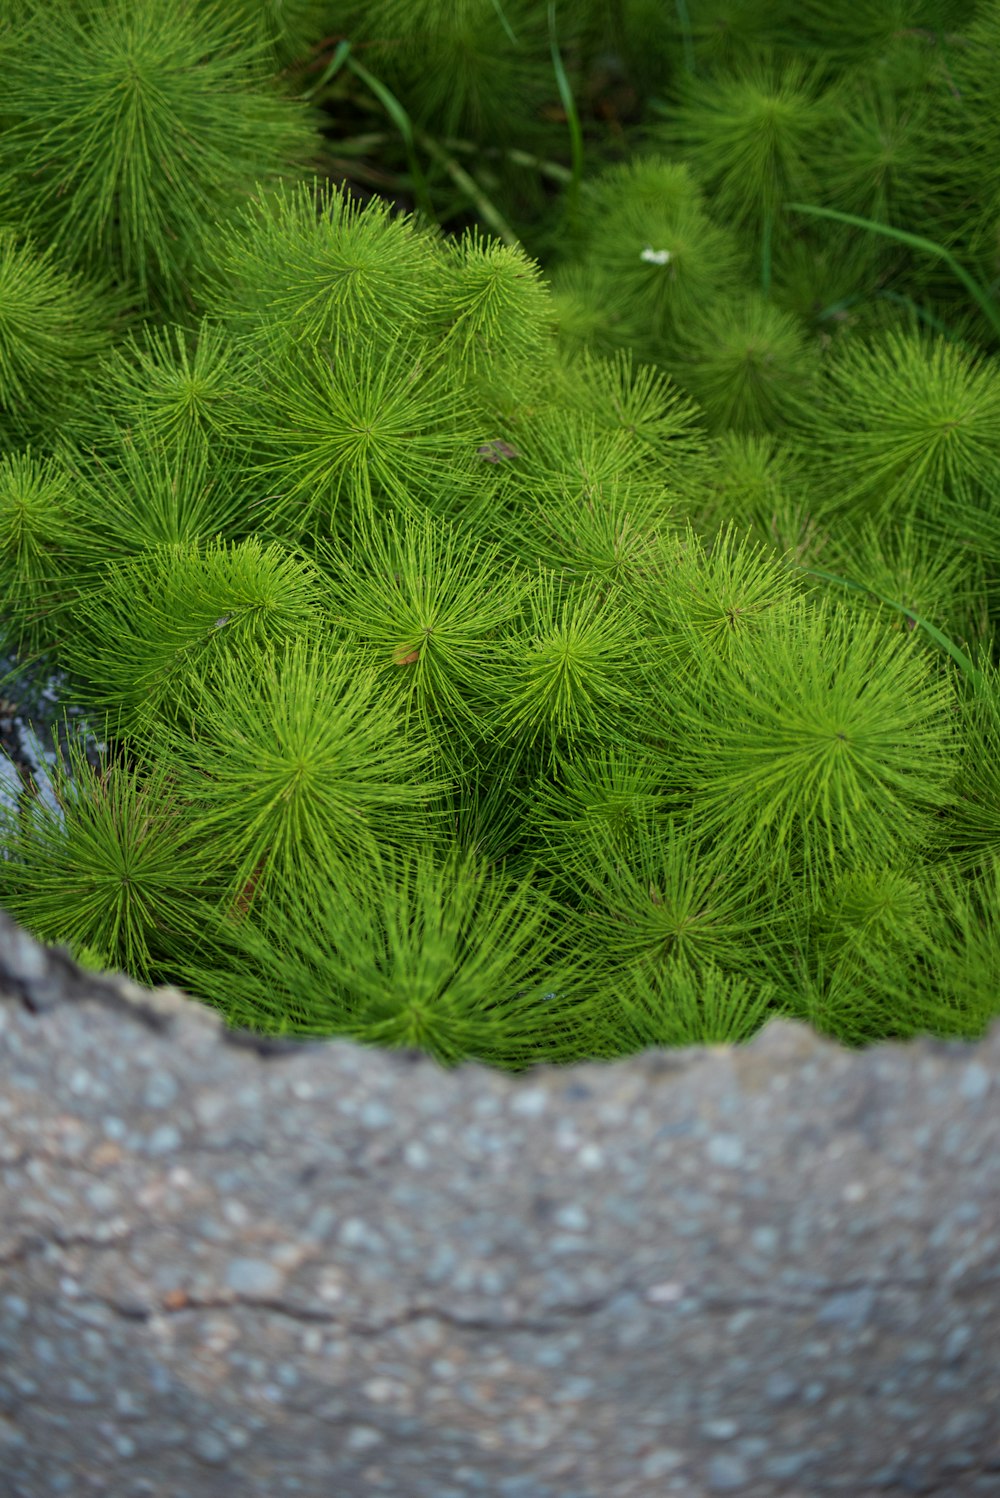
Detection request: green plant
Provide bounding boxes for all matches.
[0,0,318,311]
[1,0,999,1071]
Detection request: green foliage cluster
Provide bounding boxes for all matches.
[2,0,1000,1070]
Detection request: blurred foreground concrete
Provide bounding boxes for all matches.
[1,909,998,1497]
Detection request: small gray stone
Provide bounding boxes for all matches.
[85,1182,118,1213]
[641,1449,684,1478]
[764,1451,810,1479]
[145,1124,181,1156]
[817,1287,875,1328]
[944,1324,972,1362]
[344,1426,383,1452]
[143,1073,179,1109]
[0,1413,25,1448]
[193,1430,229,1465]
[359,1099,393,1128]
[750,1225,779,1254]
[959,1063,991,1100]
[706,1453,749,1491]
[65,1378,97,1405]
[707,1134,745,1168]
[764,1371,798,1405]
[702,1418,739,1440]
[224,1259,284,1297]
[554,1203,589,1231]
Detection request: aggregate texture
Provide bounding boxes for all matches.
[0,907,998,1497]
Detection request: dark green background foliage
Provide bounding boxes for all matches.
[1,0,999,1069]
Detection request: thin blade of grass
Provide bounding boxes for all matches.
[302,38,352,101]
[815,288,963,341]
[875,289,960,340]
[488,0,519,45]
[786,203,1000,343]
[675,0,696,75]
[547,1,583,229]
[346,56,433,220]
[801,564,983,684]
[418,131,520,246]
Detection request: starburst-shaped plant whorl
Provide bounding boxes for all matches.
[156,639,448,911]
[949,661,1000,871]
[0,741,211,983]
[0,231,116,441]
[789,0,968,69]
[435,231,551,376]
[245,332,477,541]
[774,854,984,1047]
[659,0,793,73]
[636,521,805,675]
[62,536,323,733]
[874,856,1000,1043]
[790,331,1000,542]
[502,472,674,594]
[59,430,251,577]
[90,321,249,455]
[0,448,82,658]
[574,158,745,348]
[498,571,647,762]
[207,183,445,352]
[654,55,834,236]
[347,0,551,142]
[547,261,634,358]
[224,0,329,68]
[601,958,776,1051]
[810,863,932,966]
[933,1,1000,276]
[522,747,680,900]
[815,75,944,227]
[822,513,985,647]
[669,291,817,433]
[693,433,823,561]
[318,507,525,752]
[174,845,588,1068]
[568,811,768,979]
[0,0,317,309]
[672,598,958,891]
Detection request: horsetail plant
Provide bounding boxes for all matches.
[1,0,1000,1069]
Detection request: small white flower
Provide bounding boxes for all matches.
[640,246,672,266]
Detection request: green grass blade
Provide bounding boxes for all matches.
[874,289,960,340]
[547,1,584,228]
[345,56,414,148]
[418,131,521,246]
[815,288,963,341]
[786,203,1000,343]
[488,0,520,45]
[346,56,433,220]
[675,0,696,75]
[802,564,984,684]
[302,38,352,100]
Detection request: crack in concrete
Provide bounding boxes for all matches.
[85,1272,957,1337]
[117,1289,638,1336]
[0,1224,141,1267]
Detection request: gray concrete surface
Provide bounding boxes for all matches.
[0,907,998,1497]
